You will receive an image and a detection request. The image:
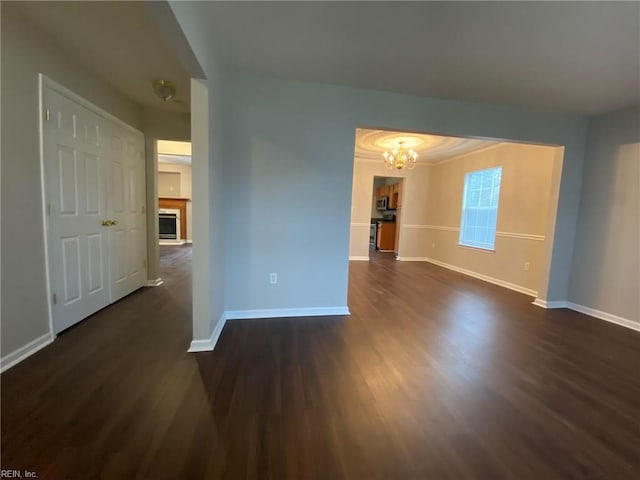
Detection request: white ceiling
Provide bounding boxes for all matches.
[15,1,193,112]
[171,1,640,115]
[355,128,495,163]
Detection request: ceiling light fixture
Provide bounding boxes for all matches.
[383,141,418,170]
[153,79,176,102]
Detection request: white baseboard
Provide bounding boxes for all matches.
[567,302,640,332]
[396,256,430,262]
[186,239,193,244]
[349,256,369,261]
[532,298,568,309]
[532,299,639,332]
[1,332,55,373]
[145,278,164,287]
[424,257,537,297]
[188,313,227,352]
[225,306,351,320]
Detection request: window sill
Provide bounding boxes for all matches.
[457,243,496,253]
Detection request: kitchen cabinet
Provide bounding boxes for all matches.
[376,222,396,251]
[388,182,403,209]
[388,184,398,209]
[376,185,390,200]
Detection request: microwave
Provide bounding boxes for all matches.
[376,196,388,210]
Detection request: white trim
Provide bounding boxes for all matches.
[425,257,537,297]
[1,332,54,373]
[532,299,568,309]
[225,306,350,320]
[531,300,640,332]
[188,313,227,352]
[532,298,547,308]
[457,242,496,253]
[496,231,545,241]
[38,74,56,342]
[185,239,193,244]
[350,223,371,227]
[349,256,370,261]
[396,256,430,262]
[567,303,640,332]
[145,278,164,287]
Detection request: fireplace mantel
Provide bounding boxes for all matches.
[158,197,189,240]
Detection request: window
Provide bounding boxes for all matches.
[459,167,502,250]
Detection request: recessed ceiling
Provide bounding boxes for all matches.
[170,1,640,115]
[355,128,495,163]
[14,1,193,112]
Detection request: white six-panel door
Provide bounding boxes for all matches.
[43,81,147,334]
[108,126,146,302]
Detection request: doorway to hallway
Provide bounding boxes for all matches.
[156,140,193,246]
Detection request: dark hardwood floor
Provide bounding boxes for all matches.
[2,246,639,479]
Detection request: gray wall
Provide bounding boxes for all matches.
[209,72,226,335]
[569,106,640,324]
[1,5,143,358]
[219,73,588,313]
[189,75,226,343]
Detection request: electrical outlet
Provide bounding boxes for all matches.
[269,272,278,284]
[524,262,530,271]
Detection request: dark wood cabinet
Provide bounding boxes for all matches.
[376,185,391,200]
[376,222,396,251]
[387,182,403,210]
[388,184,398,209]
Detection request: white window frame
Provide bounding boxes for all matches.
[458,166,502,251]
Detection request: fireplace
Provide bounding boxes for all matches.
[159,198,188,241]
[159,208,181,240]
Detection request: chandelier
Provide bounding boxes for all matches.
[383,141,418,170]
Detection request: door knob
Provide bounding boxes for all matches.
[101,220,112,226]
[111,220,118,225]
